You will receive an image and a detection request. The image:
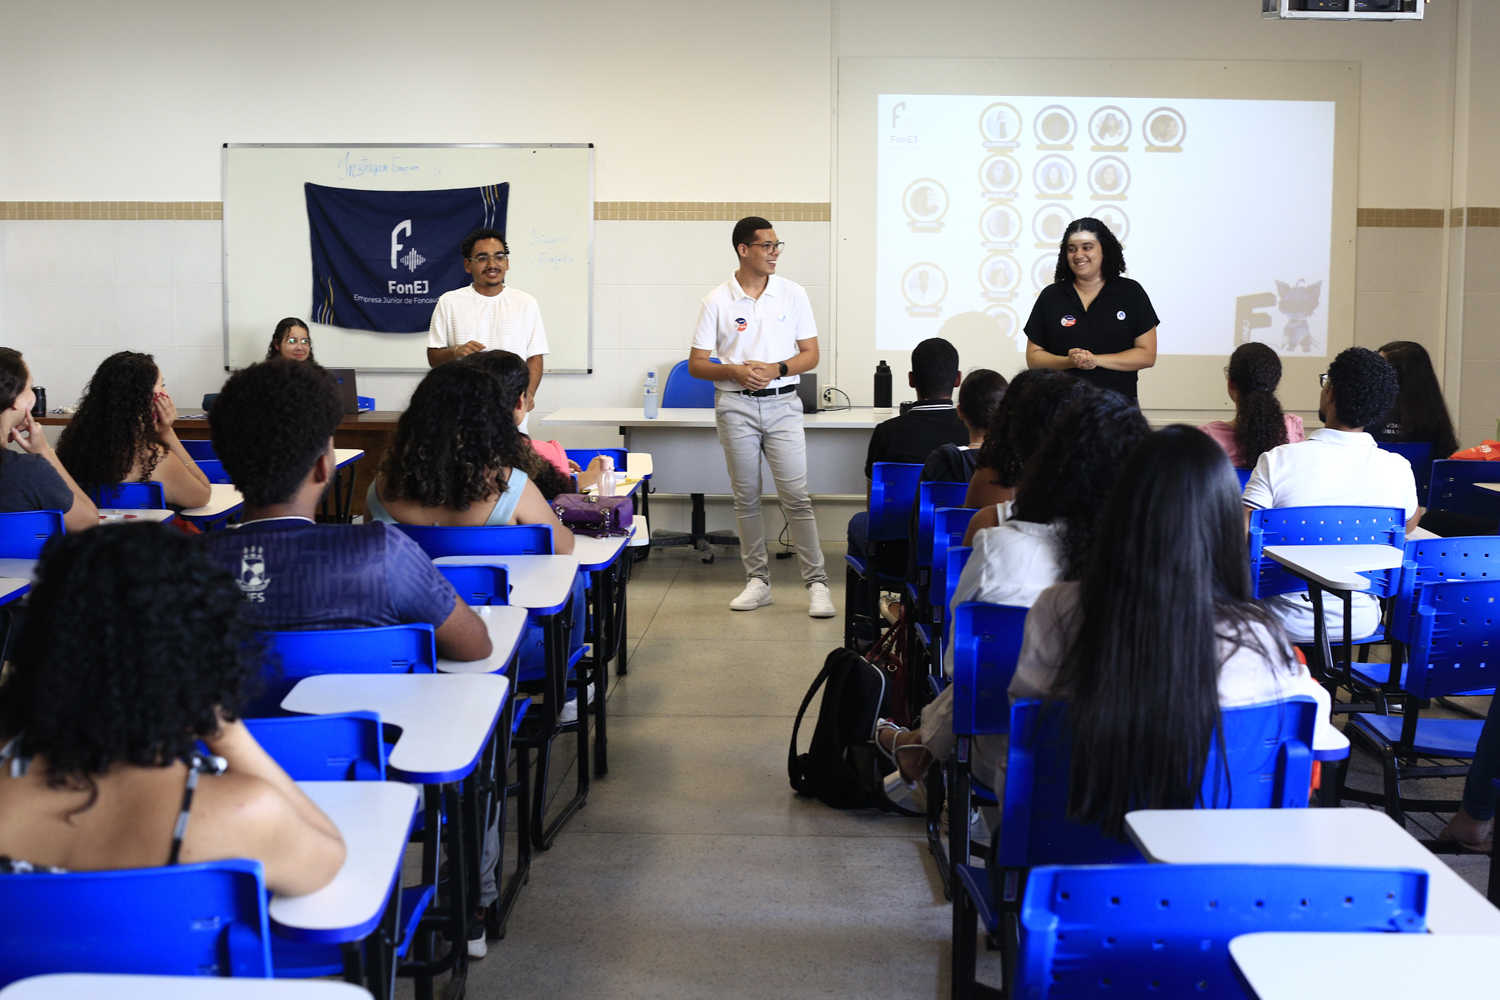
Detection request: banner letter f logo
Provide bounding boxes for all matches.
[390,220,412,270]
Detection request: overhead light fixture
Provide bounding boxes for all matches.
[1262,0,1424,20]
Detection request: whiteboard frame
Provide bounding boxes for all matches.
[220,142,595,374]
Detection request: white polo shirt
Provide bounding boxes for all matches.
[691,274,816,393]
[1243,427,1418,643]
[428,284,549,359]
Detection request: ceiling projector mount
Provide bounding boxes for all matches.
[1263,0,1424,19]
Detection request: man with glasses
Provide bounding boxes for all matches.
[427,227,548,429]
[689,216,834,618]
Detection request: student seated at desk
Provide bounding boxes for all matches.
[56,351,212,510]
[201,359,492,661]
[1373,340,1458,457]
[919,368,1007,485]
[877,389,1149,803]
[0,523,345,895]
[1198,342,1304,469]
[0,348,97,531]
[961,370,1090,545]
[1243,347,1417,644]
[267,316,316,362]
[460,349,579,501]
[878,426,1345,820]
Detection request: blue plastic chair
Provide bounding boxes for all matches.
[844,462,923,648]
[1377,440,1436,507]
[87,482,165,509]
[0,860,273,985]
[1429,458,1500,520]
[247,623,438,717]
[660,358,718,408]
[0,510,64,558]
[201,393,219,411]
[1344,578,1500,823]
[1235,467,1253,490]
[193,459,234,485]
[245,712,387,781]
[390,523,554,559]
[181,439,218,461]
[911,481,970,600]
[927,509,978,661]
[437,564,511,606]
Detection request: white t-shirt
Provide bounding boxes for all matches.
[691,274,816,392]
[942,518,1062,676]
[427,285,549,359]
[1243,427,1418,643]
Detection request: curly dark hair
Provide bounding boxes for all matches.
[210,359,344,507]
[461,350,576,501]
[0,348,30,411]
[462,228,507,258]
[1377,341,1459,457]
[381,361,528,509]
[0,523,258,796]
[266,317,316,363]
[1052,217,1127,283]
[1227,342,1290,469]
[1011,388,1152,580]
[976,369,1090,489]
[1326,346,1400,430]
[56,351,163,492]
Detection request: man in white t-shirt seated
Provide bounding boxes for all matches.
[427,228,549,430]
[1243,346,1418,644]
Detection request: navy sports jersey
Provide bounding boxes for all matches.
[202,517,457,631]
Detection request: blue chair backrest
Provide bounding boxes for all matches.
[950,601,1029,739]
[935,545,973,632]
[1431,458,1500,519]
[928,507,978,580]
[245,712,386,781]
[998,697,1317,869]
[1377,440,1436,506]
[662,358,718,408]
[1235,467,1253,490]
[250,623,438,716]
[0,510,64,559]
[0,859,272,984]
[1401,578,1500,698]
[1391,535,1500,642]
[867,463,923,542]
[914,481,970,571]
[88,482,165,509]
[566,448,627,473]
[193,459,234,485]
[181,439,218,461]
[1015,862,1426,997]
[437,564,510,606]
[389,523,554,559]
[1247,505,1405,600]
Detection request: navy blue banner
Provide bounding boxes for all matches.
[305,182,508,333]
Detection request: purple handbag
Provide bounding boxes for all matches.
[553,493,633,538]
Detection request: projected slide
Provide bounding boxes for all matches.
[876,95,1335,358]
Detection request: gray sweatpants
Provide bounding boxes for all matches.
[714,388,827,586]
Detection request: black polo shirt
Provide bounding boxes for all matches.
[1023,277,1159,399]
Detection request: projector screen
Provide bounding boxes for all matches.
[875,94,1336,358]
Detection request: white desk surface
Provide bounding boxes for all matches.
[0,577,29,605]
[572,530,632,572]
[179,483,245,520]
[1263,543,1406,592]
[435,605,529,675]
[0,976,373,999]
[1476,482,1500,494]
[1406,525,1441,540]
[1229,932,1500,999]
[627,516,649,548]
[543,405,885,430]
[282,674,509,784]
[581,477,641,498]
[626,452,653,478]
[97,509,174,523]
[269,781,419,941]
[433,554,579,615]
[0,558,37,580]
[334,448,364,469]
[1124,808,1500,935]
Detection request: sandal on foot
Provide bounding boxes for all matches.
[1439,818,1494,854]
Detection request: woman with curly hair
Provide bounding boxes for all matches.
[460,350,579,501]
[55,351,212,509]
[367,360,573,554]
[266,317,315,362]
[1199,342,1305,468]
[1023,217,1158,401]
[0,523,345,895]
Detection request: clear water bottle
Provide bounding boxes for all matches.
[644,385,660,419]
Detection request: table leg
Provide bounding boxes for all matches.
[1307,584,1336,695]
[592,566,610,778]
[533,608,591,850]
[615,549,630,678]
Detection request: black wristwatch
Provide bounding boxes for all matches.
[778,362,789,377]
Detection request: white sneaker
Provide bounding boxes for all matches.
[556,683,594,725]
[807,582,836,618]
[730,579,772,611]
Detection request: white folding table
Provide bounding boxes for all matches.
[179,483,245,529]
[1124,807,1500,935]
[0,975,374,999]
[434,604,529,676]
[1230,932,1500,999]
[325,449,365,523]
[97,509,175,523]
[0,558,37,580]
[0,577,29,607]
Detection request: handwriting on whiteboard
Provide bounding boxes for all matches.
[335,153,430,180]
[518,228,577,270]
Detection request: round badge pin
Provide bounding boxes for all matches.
[1117,310,1126,320]
[1061,315,1076,328]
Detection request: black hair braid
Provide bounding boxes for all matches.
[1227,343,1289,469]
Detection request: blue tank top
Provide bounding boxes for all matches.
[367,467,530,527]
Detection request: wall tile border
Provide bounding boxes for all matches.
[592,201,830,221]
[0,202,221,220]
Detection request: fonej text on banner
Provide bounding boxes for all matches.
[305,182,509,333]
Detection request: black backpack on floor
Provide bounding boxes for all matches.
[788,647,920,815]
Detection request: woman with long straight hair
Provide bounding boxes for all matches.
[1199,342,1305,469]
[1375,340,1459,458]
[1014,426,1344,838]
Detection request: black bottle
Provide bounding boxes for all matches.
[30,387,45,417]
[874,361,892,411]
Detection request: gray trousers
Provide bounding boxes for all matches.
[714,388,827,586]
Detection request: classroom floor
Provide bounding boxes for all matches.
[401,543,1492,1000]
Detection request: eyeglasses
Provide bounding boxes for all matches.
[284,337,310,346]
[746,241,786,254]
[467,252,509,264]
[1319,373,1330,388]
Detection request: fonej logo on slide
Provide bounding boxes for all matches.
[306,182,508,333]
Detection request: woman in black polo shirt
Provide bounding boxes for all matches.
[1023,217,1158,401]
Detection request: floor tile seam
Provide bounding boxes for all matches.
[528,829,930,842]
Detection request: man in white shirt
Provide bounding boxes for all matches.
[690,217,834,618]
[1243,346,1418,644]
[427,228,548,429]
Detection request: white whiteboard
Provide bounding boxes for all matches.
[222,144,593,372]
